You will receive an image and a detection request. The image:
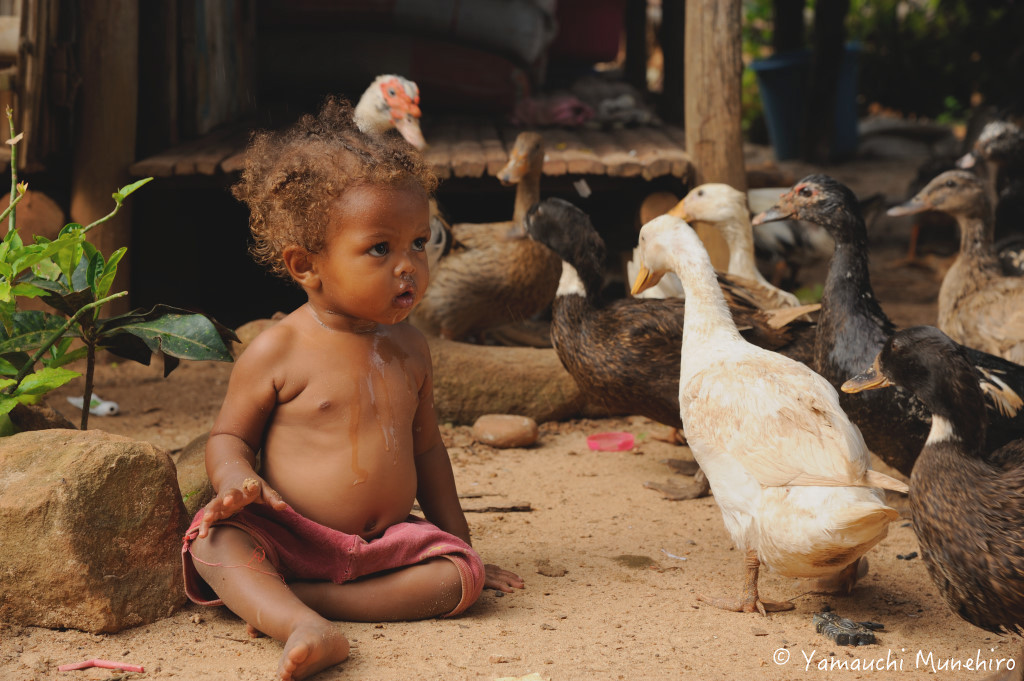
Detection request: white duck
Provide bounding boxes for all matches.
[675,183,803,311]
[354,74,426,151]
[631,215,907,614]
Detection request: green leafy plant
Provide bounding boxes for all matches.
[0,108,236,429]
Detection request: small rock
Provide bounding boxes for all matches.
[896,552,918,560]
[471,414,539,449]
[489,654,517,664]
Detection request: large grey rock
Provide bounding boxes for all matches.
[0,429,188,633]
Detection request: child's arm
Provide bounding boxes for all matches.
[412,338,524,592]
[197,330,289,537]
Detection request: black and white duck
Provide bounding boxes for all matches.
[843,325,1024,680]
[753,174,1024,477]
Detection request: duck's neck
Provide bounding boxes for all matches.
[722,217,768,285]
[675,251,744,348]
[513,161,543,226]
[953,211,997,262]
[816,219,895,375]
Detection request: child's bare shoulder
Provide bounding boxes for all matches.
[235,311,305,368]
[392,321,432,361]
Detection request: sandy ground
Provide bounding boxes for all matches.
[3,155,1018,681]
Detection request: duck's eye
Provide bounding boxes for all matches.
[387,88,396,97]
[370,242,389,257]
[946,179,957,188]
[696,189,704,197]
[798,186,813,198]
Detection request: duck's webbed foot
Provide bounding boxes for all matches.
[697,550,795,615]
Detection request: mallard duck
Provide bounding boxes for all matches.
[353,74,426,150]
[888,170,1024,363]
[630,214,907,614]
[753,173,1024,477]
[843,325,1024,678]
[958,119,1024,274]
[410,131,563,341]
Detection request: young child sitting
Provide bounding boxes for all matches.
[182,97,524,681]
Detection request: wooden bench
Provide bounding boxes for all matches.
[128,116,694,183]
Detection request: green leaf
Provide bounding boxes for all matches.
[41,344,87,368]
[30,258,62,281]
[0,311,73,355]
[104,312,234,362]
[13,366,78,396]
[95,247,125,299]
[41,287,96,317]
[10,282,48,299]
[113,177,153,205]
[0,356,17,375]
[0,280,10,303]
[0,395,17,417]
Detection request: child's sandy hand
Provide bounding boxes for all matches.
[197,476,286,538]
[484,564,525,593]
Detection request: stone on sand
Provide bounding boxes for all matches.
[0,429,188,633]
[472,414,539,448]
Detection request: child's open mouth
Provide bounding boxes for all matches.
[394,290,416,308]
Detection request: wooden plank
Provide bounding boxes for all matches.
[449,118,487,179]
[193,127,252,175]
[479,120,508,175]
[538,129,569,175]
[172,125,248,175]
[130,125,242,177]
[617,127,673,180]
[551,128,605,175]
[422,120,456,180]
[641,127,694,178]
[579,128,643,177]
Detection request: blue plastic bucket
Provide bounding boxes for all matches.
[749,43,861,161]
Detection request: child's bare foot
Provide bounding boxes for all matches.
[278,622,350,681]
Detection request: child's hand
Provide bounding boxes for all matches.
[197,476,287,538]
[484,564,525,593]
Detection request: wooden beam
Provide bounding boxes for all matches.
[70,0,138,315]
[685,0,746,269]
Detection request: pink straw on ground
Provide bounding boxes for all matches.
[57,659,145,673]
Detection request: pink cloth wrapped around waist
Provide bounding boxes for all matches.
[182,504,485,617]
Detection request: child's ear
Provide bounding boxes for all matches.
[282,246,320,288]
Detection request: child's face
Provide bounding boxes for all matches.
[310,182,431,326]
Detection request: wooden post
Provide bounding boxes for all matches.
[684,0,745,269]
[70,0,138,315]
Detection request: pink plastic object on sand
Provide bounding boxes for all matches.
[586,432,635,451]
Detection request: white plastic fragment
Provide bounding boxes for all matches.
[67,394,120,416]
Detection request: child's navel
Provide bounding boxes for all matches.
[318,400,331,411]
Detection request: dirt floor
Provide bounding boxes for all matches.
[4,152,1017,681]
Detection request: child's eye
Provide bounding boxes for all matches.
[369,242,390,257]
[412,237,427,252]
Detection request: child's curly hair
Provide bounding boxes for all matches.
[232,96,437,280]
